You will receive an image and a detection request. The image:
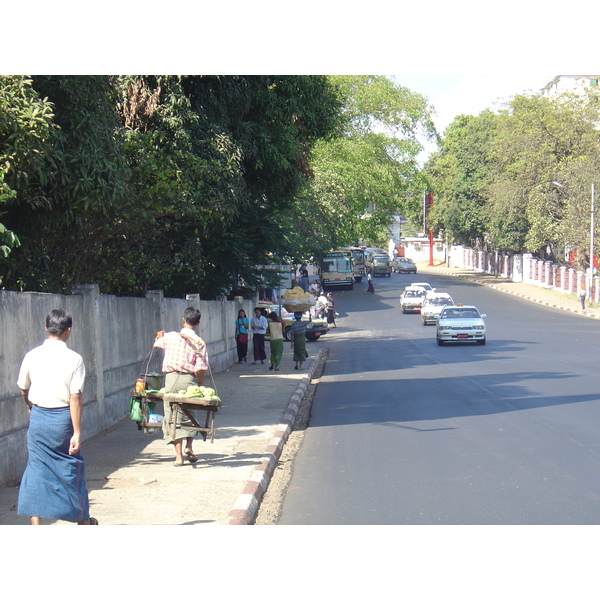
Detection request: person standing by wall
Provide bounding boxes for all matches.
[17,308,98,525]
[267,311,284,371]
[579,284,587,310]
[153,307,208,466]
[235,309,249,363]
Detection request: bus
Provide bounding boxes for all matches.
[338,246,366,282]
[319,251,354,290]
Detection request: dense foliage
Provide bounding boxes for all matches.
[0,75,436,297]
[426,87,600,270]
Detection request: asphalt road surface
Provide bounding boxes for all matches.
[278,271,600,524]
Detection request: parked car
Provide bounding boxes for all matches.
[258,303,329,341]
[393,257,417,274]
[421,292,454,325]
[400,286,428,313]
[436,304,487,345]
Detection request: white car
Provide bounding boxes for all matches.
[436,305,487,345]
[421,292,454,325]
[400,286,428,313]
[409,282,435,293]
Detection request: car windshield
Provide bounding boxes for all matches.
[405,290,425,297]
[441,308,480,319]
[428,298,452,306]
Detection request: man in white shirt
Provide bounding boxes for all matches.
[17,308,97,525]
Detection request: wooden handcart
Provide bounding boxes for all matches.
[132,392,222,442]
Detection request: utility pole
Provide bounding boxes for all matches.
[589,183,595,296]
[424,192,434,266]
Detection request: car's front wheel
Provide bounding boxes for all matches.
[477,337,486,345]
[437,337,444,345]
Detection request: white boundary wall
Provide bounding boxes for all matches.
[448,245,597,302]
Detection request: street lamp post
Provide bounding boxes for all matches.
[589,183,595,298]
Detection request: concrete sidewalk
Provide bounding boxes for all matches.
[0,346,325,526]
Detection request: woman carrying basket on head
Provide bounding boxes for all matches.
[290,312,309,370]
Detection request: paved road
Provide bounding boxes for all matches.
[278,270,600,524]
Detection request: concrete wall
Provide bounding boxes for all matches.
[0,285,255,487]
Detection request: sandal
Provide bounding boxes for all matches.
[185,450,198,463]
[89,517,99,525]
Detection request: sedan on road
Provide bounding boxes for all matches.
[421,292,454,325]
[400,286,428,313]
[436,304,487,345]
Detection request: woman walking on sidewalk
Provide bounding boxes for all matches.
[235,309,249,363]
[267,312,284,371]
[290,312,308,370]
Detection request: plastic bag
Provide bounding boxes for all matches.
[129,397,144,422]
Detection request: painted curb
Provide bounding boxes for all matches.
[227,347,325,525]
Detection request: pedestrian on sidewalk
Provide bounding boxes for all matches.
[153,307,208,466]
[250,307,268,364]
[16,308,98,525]
[367,272,375,293]
[267,311,284,371]
[290,312,309,370]
[579,284,587,310]
[326,293,337,327]
[234,309,249,363]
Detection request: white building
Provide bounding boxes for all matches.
[541,75,600,98]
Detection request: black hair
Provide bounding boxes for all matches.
[46,308,73,335]
[183,306,201,327]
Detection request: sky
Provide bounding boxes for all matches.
[392,74,557,164]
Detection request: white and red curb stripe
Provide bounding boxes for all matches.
[228,348,325,525]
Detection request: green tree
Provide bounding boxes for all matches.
[1,76,128,291]
[426,111,498,247]
[306,75,437,252]
[101,75,342,297]
[0,76,55,277]
[490,91,600,262]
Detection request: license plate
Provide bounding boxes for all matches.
[457,334,469,339]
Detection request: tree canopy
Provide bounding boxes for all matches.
[426,85,600,269]
[0,74,437,297]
